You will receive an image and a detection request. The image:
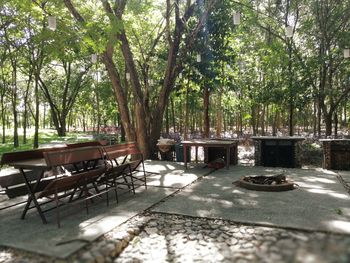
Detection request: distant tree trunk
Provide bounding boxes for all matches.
[23,72,32,145]
[216,93,222,137]
[261,104,266,136]
[11,65,19,148]
[203,86,210,138]
[272,109,278,136]
[171,97,176,133]
[184,76,190,140]
[251,105,257,136]
[334,112,338,136]
[95,85,101,135]
[313,99,317,137]
[0,91,5,144]
[165,102,170,134]
[33,74,40,149]
[82,112,86,132]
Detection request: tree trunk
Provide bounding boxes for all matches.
[251,105,257,136]
[33,74,40,148]
[324,113,332,136]
[184,78,189,140]
[165,102,169,134]
[216,93,222,138]
[203,86,210,138]
[261,104,265,136]
[12,66,19,148]
[0,94,5,144]
[334,112,338,136]
[171,97,176,133]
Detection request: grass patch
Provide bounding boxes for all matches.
[0,129,94,158]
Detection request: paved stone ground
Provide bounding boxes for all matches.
[2,211,350,263]
[1,167,350,262]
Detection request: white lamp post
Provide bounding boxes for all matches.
[91,54,97,63]
[344,48,350,59]
[285,26,293,38]
[196,54,201,63]
[233,12,241,25]
[48,16,56,31]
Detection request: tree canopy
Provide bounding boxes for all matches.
[0,0,349,157]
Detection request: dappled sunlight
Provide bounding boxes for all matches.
[316,168,337,175]
[232,189,245,194]
[0,250,15,262]
[144,164,168,172]
[197,208,218,217]
[306,188,350,200]
[302,176,336,184]
[165,164,176,170]
[297,182,327,189]
[326,220,350,234]
[236,198,258,206]
[188,194,234,208]
[339,208,350,216]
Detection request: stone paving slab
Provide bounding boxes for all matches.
[152,166,350,235]
[0,161,207,259]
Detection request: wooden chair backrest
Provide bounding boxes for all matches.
[103,142,142,160]
[66,141,102,149]
[44,146,104,167]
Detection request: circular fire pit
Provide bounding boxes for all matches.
[234,174,296,192]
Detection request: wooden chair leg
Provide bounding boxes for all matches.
[55,189,60,228]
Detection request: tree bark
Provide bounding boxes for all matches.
[203,86,210,138]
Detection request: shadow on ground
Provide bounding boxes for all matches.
[0,161,208,258]
[152,165,350,235]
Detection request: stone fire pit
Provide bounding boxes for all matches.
[234,174,296,192]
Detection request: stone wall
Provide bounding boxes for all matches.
[322,140,350,170]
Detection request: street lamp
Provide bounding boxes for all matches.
[285,26,293,38]
[233,12,241,25]
[91,54,98,63]
[48,16,56,31]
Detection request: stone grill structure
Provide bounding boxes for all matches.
[253,137,304,168]
[320,139,350,170]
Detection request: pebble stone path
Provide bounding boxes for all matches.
[1,170,350,262]
[1,211,350,263]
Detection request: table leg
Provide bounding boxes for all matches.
[226,146,230,170]
[184,145,188,169]
[195,147,198,163]
[20,169,47,224]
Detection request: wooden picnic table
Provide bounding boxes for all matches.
[181,139,239,170]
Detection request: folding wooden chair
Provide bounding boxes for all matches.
[101,145,135,200]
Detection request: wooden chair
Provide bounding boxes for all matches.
[102,145,135,201]
[103,142,147,189]
[39,146,107,227]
